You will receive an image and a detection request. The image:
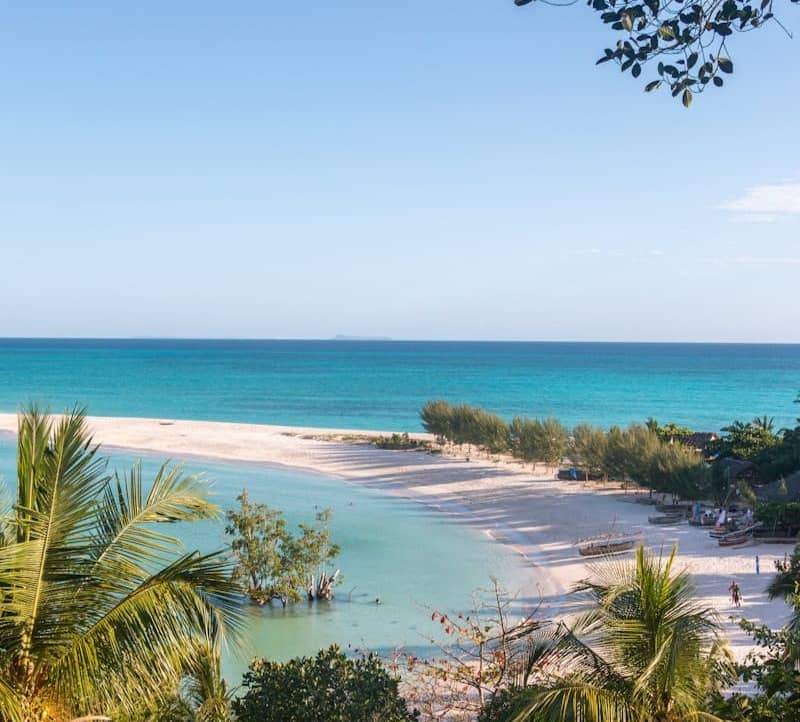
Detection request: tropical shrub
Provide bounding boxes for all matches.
[507,417,568,465]
[374,432,424,450]
[756,502,800,531]
[571,423,608,478]
[420,400,453,443]
[712,420,779,462]
[232,645,418,722]
[225,492,340,606]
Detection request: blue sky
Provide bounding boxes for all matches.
[1,1,798,342]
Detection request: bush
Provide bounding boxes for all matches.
[420,400,453,443]
[508,417,567,464]
[232,645,418,722]
[375,432,423,450]
[756,502,800,530]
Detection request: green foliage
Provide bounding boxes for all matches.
[646,418,694,444]
[514,0,799,106]
[756,422,800,481]
[421,401,572,461]
[116,644,233,722]
[225,492,340,606]
[509,416,569,464]
[600,424,707,498]
[479,410,513,454]
[477,687,540,722]
[519,545,733,722]
[232,645,418,722]
[374,432,424,450]
[712,419,779,461]
[766,543,800,601]
[0,406,241,721]
[419,402,708,497]
[755,502,800,531]
[571,423,608,478]
[420,400,510,452]
[420,400,453,443]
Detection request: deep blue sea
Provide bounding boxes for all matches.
[1,339,799,431]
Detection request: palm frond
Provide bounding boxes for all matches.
[48,551,243,714]
[527,544,728,722]
[88,461,217,585]
[0,408,242,719]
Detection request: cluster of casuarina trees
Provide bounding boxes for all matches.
[420,400,709,499]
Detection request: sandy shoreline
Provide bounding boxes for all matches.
[0,412,791,660]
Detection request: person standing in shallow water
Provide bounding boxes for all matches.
[729,580,742,608]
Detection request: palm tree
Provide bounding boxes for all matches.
[515,545,732,722]
[115,643,234,722]
[0,407,242,721]
[753,415,776,433]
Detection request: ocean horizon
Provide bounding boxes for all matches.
[1,338,798,432]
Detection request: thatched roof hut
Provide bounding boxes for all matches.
[685,431,718,454]
[717,457,759,483]
[757,470,800,503]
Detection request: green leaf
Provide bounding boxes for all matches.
[682,89,693,108]
[713,76,724,87]
[718,57,734,73]
[687,52,698,69]
[644,80,662,92]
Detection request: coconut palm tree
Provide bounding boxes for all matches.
[753,415,776,433]
[514,545,732,722]
[0,407,242,722]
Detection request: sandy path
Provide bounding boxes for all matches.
[0,413,789,659]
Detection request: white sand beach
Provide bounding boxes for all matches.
[0,413,790,660]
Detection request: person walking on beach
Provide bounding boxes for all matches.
[729,580,742,608]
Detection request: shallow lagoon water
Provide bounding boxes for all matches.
[0,434,531,680]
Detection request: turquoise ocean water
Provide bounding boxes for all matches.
[1,339,799,430]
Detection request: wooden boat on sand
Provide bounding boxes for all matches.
[575,531,641,558]
[649,514,684,525]
[578,538,636,557]
[716,522,763,547]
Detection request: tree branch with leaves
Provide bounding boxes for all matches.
[515,0,797,106]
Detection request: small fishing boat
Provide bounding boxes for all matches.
[575,531,641,558]
[648,514,684,525]
[578,538,636,557]
[721,522,763,539]
[719,535,752,548]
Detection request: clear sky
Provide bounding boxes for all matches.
[1,1,798,342]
